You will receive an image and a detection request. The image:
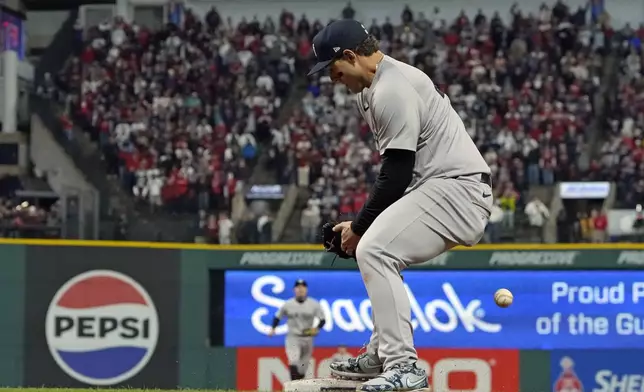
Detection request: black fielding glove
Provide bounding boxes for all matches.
[322,222,355,260]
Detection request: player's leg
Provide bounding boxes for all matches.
[299,337,314,378]
[285,336,304,380]
[355,177,490,391]
[330,310,382,379]
[355,224,448,391]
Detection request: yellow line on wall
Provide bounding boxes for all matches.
[0,238,643,251]
[0,238,322,250]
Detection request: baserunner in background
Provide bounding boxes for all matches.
[269,279,326,380]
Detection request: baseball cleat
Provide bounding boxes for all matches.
[330,353,383,380]
[357,363,428,392]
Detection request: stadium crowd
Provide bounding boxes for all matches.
[290,2,610,242]
[0,175,61,238]
[22,1,628,243]
[601,23,644,208]
[50,5,301,242]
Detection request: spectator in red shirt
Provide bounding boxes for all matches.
[353,187,368,212]
[591,209,608,243]
[339,190,355,218]
[60,114,74,140]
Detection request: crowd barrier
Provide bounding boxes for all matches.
[0,239,642,391]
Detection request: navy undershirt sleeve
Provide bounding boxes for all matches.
[351,149,415,236]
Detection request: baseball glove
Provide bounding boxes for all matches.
[322,222,355,260]
[302,328,319,337]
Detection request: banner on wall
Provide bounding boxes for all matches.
[559,182,611,199]
[550,350,643,392]
[0,5,26,60]
[22,245,181,388]
[225,271,644,349]
[237,347,519,392]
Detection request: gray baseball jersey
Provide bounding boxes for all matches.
[276,297,324,372]
[356,55,490,193]
[276,297,324,336]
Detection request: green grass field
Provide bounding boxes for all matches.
[0,390,237,392]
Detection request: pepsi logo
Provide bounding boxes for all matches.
[45,270,159,386]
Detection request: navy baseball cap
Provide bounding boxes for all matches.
[294,279,308,287]
[308,19,370,76]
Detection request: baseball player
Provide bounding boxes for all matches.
[308,20,493,392]
[269,279,326,381]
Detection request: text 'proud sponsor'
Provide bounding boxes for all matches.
[536,282,644,336]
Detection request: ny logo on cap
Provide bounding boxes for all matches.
[312,44,317,58]
[333,47,340,53]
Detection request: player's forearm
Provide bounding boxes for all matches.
[271,317,280,328]
[351,149,415,236]
[316,319,326,329]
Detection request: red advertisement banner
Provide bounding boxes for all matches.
[237,346,519,392]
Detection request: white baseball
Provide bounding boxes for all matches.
[494,288,513,307]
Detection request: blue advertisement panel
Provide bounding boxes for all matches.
[0,7,25,60]
[550,350,644,392]
[224,270,644,348]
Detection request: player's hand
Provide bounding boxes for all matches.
[333,221,361,256]
[268,328,275,337]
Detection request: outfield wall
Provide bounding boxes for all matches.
[1,239,643,391]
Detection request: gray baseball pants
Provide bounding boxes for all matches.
[355,175,492,370]
[285,335,314,375]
